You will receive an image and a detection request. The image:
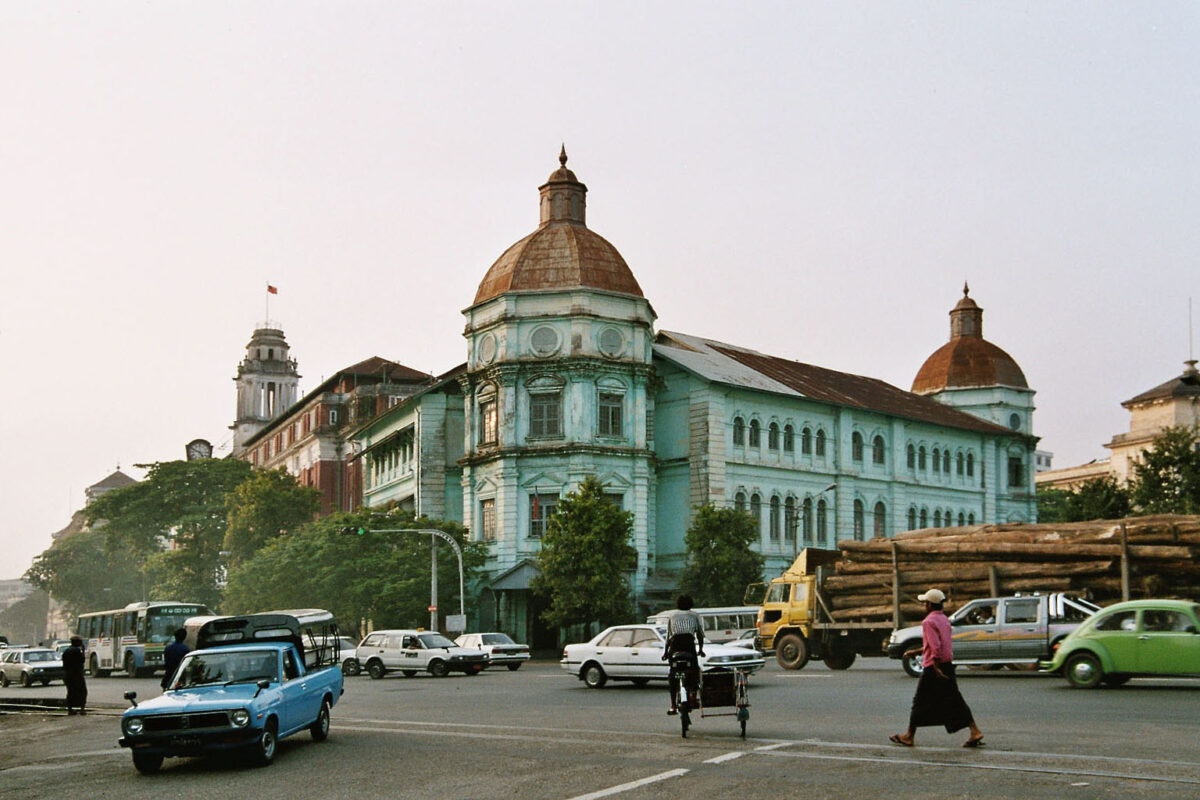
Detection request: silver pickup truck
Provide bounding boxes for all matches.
[886,593,1100,677]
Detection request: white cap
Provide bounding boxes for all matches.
[917,588,946,603]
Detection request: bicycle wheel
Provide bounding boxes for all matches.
[680,704,690,738]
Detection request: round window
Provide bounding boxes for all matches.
[1008,413,1021,431]
[530,325,560,357]
[477,334,496,365]
[598,327,624,357]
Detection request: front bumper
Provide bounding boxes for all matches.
[885,642,908,660]
[119,727,262,756]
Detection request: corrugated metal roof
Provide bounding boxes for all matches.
[654,331,1012,435]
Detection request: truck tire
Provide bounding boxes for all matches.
[250,718,278,766]
[822,649,856,670]
[901,651,924,678]
[310,699,331,742]
[89,655,111,678]
[775,634,809,670]
[132,752,164,775]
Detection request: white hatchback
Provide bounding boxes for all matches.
[357,630,488,678]
[560,624,766,688]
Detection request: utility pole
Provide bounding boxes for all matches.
[340,526,466,631]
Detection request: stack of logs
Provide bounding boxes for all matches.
[826,514,1200,623]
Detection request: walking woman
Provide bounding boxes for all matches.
[890,588,984,748]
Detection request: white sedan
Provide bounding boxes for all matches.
[561,624,765,688]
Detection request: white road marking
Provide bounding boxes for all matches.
[703,751,744,764]
[564,768,689,800]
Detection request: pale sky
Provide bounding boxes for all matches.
[2,2,1197,580]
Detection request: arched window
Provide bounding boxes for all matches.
[943,451,951,474]
[967,452,975,478]
[874,501,887,537]
[957,511,965,526]
[733,416,745,446]
[956,452,964,476]
[802,497,814,544]
[801,426,812,454]
[872,435,885,465]
[749,419,761,448]
[933,510,942,527]
[815,429,827,457]
[918,446,927,470]
[769,496,781,542]
[734,491,746,512]
[945,509,953,527]
[853,499,865,540]
[783,424,794,452]
[968,512,976,525]
[750,493,762,536]
[784,497,796,543]
[932,448,941,473]
[816,499,828,545]
[477,384,499,446]
[919,508,928,528]
[768,422,780,451]
[907,507,917,530]
[851,432,864,462]
[906,444,915,469]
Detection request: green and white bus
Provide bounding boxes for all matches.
[76,601,212,677]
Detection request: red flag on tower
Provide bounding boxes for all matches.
[267,284,278,294]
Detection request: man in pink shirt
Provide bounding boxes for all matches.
[890,588,985,748]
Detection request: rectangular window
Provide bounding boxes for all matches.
[530,392,562,437]
[598,393,623,437]
[480,498,496,542]
[1008,456,1025,488]
[529,493,559,538]
[479,399,498,445]
[329,409,338,425]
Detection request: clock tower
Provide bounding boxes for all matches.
[231,325,301,455]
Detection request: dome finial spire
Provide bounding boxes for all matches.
[963,281,970,297]
[559,143,568,168]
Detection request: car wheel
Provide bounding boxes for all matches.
[582,662,607,689]
[901,652,924,678]
[506,663,521,672]
[775,634,809,670]
[342,658,360,677]
[21,672,32,688]
[250,719,278,766]
[428,660,449,678]
[402,670,417,678]
[132,751,164,775]
[822,649,857,670]
[1065,652,1104,689]
[630,677,650,687]
[367,660,387,680]
[0,672,7,687]
[310,699,331,742]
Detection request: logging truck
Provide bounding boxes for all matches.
[752,549,896,670]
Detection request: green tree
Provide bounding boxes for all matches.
[1037,476,1131,522]
[24,529,145,618]
[531,476,637,633]
[1129,425,1200,515]
[223,510,485,638]
[223,467,321,567]
[678,504,764,606]
[86,459,253,609]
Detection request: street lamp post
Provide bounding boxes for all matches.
[344,527,466,632]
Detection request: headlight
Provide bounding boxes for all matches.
[231,709,251,727]
[708,656,732,663]
[125,718,145,735]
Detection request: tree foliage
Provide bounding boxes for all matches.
[1036,476,1131,523]
[678,504,765,606]
[1129,424,1200,515]
[223,510,486,638]
[531,476,637,632]
[223,468,321,567]
[24,529,146,618]
[85,459,253,609]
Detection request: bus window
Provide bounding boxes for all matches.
[102,615,113,637]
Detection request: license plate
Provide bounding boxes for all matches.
[169,736,202,748]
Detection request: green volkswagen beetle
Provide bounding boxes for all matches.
[1040,599,1200,688]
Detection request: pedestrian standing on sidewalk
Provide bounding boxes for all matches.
[889,588,984,748]
[160,628,190,691]
[62,636,87,716]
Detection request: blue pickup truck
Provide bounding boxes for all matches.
[118,611,344,774]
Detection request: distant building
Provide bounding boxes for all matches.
[1037,359,1200,490]
[0,579,33,611]
[231,326,302,454]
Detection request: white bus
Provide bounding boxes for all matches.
[76,601,213,677]
[646,606,760,644]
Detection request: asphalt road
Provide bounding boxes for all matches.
[2,658,1199,799]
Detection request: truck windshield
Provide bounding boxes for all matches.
[175,650,280,688]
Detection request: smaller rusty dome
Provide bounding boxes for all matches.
[912,284,1028,394]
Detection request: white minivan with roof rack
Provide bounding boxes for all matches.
[357,630,488,678]
[646,606,759,644]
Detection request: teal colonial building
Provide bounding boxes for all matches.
[349,152,1037,645]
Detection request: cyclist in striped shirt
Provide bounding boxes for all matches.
[663,594,705,715]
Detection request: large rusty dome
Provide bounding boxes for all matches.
[912,285,1028,394]
[472,148,644,306]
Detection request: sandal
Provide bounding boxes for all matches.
[889,734,913,747]
[963,737,985,748]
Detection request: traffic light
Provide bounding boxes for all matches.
[339,526,367,536]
